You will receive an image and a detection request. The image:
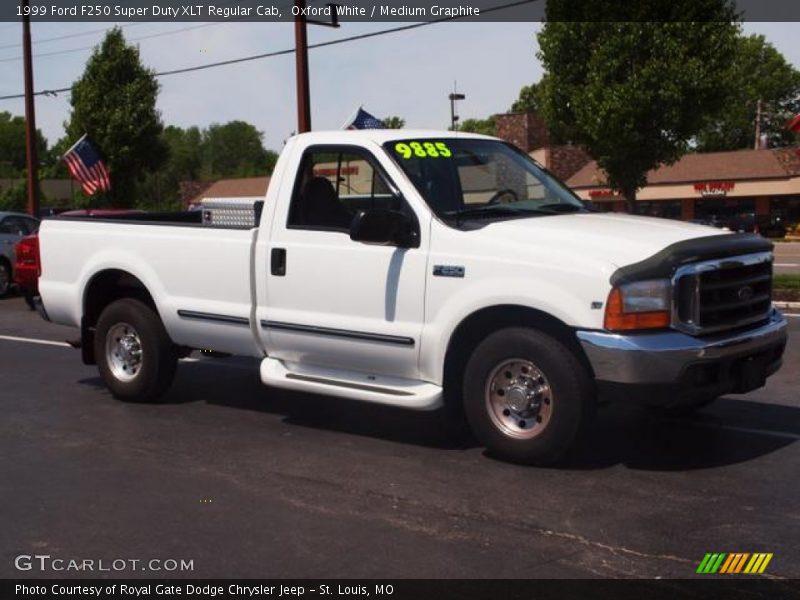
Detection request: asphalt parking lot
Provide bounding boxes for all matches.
[774,242,800,274]
[1,295,798,579]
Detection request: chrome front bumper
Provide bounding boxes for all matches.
[576,308,787,404]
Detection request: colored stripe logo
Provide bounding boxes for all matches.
[697,553,773,574]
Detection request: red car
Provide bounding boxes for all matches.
[14,209,143,309]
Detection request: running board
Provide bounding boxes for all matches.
[259,358,443,410]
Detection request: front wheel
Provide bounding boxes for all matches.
[95,298,178,402]
[463,327,593,465]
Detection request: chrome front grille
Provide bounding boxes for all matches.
[672,252,773,336]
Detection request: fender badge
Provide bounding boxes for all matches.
[433,265,465,278]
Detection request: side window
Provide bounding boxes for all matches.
[288,148,401,232]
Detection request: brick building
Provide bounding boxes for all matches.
[566,147,800,227]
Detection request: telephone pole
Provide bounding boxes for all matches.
[294,0,311,133]
[754,98,763,150]
[22,0,40,216]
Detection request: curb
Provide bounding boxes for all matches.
[774,301,800,310]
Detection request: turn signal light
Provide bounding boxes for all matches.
[604,287,671,331]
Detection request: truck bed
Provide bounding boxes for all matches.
[38,217,262,357]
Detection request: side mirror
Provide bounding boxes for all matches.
[350,208,417,248]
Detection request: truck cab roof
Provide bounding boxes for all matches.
[288,129,496,146]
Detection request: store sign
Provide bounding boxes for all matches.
[313,166,359,177]
[694,181,735,197]
[588,189,618,199]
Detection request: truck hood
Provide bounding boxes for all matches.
[474,212,729,269]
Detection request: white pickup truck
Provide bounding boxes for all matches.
[35,130,787,465]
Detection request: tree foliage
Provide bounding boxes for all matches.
[459,116,497,136]
[202,121,276,179]
[511,82,543,113]
[0,112,48,178]
[695,34,800,151]
[136,122,278,208]
[383,116,405,129]
[65,28,166,207]
[536,0,740,211]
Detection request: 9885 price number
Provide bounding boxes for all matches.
[394,141,452,159]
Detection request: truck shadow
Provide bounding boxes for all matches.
[80,357,798,469]
[561,399,798,471]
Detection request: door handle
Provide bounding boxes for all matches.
[271,248,286,276]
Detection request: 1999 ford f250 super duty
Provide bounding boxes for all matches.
[35,130,788,465]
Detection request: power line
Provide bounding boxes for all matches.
[0,22,229,62]
[0,22,147,51]
[0,0,540,101]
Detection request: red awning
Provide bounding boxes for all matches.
[788,113,800,133]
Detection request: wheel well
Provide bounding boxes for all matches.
[442,305,595,410]
[81,270,158,364]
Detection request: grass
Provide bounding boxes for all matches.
[774,274,800,290]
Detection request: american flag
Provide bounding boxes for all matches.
[63,135,111,195]
[344,108,385,130]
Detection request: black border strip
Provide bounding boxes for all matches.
[285,373,413,396]
[262,320,415,346]
[177,310,250,326]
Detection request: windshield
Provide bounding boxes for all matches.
[383,138,586,225]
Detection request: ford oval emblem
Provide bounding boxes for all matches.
[737,285,754,301]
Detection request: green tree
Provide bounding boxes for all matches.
[137,126,203,209]
[383,116,405,129]
[537,1,739,212]
[202,121,276,179]
[511,82,543,113]
[458,116,497,136]
[0,177,46,212]
[65,28,166,207]
[695,34,800,151]
[0,111,48,177]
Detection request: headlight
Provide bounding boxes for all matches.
[604,279,671,331]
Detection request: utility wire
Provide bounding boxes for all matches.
[0,22,229,62]
[0,22,147,51]
[0,0,539,101]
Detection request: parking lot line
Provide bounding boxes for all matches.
[0,334,70,348]
[775,263,799,267]
[785,314,800,318]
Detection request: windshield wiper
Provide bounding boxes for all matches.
[535,203,585,213]
[442,205,526,227]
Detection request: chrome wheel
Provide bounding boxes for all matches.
[0,263,10,295]
[105,322,143,383]
[485,358,553,440]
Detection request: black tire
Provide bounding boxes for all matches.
[463,327,593,466]
[0,260,11,297]
[95,298,178,402]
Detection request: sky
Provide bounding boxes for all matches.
[0,20,797,153]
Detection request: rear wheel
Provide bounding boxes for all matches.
[463,327,593,465]
[95,298,178,402]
